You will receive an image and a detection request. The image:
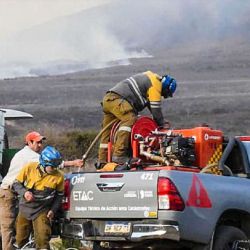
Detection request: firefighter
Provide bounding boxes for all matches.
[0,131,83,250]
[0,131,45,250]
[97,71,177,168]
[12,146,64,250]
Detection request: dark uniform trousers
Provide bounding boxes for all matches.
[15,210,51,249]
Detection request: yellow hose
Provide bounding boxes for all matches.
[80,119,119,168]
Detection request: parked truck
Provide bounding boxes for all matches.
[0,109,33,181]
[61,116,250,249]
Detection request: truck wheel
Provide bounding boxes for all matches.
[213,225,247,250]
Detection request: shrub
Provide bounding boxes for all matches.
[45,129,98,161]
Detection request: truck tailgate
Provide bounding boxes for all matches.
[68,171,159,219]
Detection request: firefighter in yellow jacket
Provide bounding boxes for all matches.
[97,71,177,167]
[12,146,64,250]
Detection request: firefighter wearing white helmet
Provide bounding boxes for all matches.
[97,71,177,167]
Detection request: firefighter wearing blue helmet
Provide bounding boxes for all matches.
[13,146,64,249]
[39,145,62,171]
[97,71,177,167]
[161,75,177,98]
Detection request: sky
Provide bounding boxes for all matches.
[0,0,146,78]
[0,0,110,39]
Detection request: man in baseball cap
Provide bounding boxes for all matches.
[0,131,45,250]
[25,131,46,143]
[24,131,46,156]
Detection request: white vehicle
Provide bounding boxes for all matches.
[0,109,33,181]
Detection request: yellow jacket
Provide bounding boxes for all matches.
[13,161,64,220]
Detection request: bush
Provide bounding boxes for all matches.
[45,129,98,161]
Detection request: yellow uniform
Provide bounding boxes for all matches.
[13,161,64,220]
[13,161,64,249]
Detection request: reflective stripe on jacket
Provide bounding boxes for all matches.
[109,71,164,126]
[13,162,64,220]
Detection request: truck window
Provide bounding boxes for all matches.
[224,143,245,174]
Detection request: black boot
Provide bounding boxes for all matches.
[94,162,106,170]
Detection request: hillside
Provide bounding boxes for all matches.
[1,38,250,148]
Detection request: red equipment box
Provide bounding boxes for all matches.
[173,127,223,168]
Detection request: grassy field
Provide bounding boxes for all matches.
[1,38,250,150]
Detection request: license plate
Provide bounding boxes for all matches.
[104,222,131,234]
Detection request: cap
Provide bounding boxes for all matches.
[25,131,46,143]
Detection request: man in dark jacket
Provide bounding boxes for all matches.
[12,146,64,250]
[97,71,177,167]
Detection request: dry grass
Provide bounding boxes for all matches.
[1,38,250,148]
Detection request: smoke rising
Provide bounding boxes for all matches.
[0,0,249,79]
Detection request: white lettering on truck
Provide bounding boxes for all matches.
[141,172,154,180]
[73,190,94,201]
[71,175,86,185]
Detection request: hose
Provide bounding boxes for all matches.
[79,119,119,170]
[139,142,170,165]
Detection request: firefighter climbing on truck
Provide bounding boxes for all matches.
[96,71,177,168]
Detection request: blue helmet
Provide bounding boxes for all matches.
[39,146,62,168]
[161,75,177,98]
